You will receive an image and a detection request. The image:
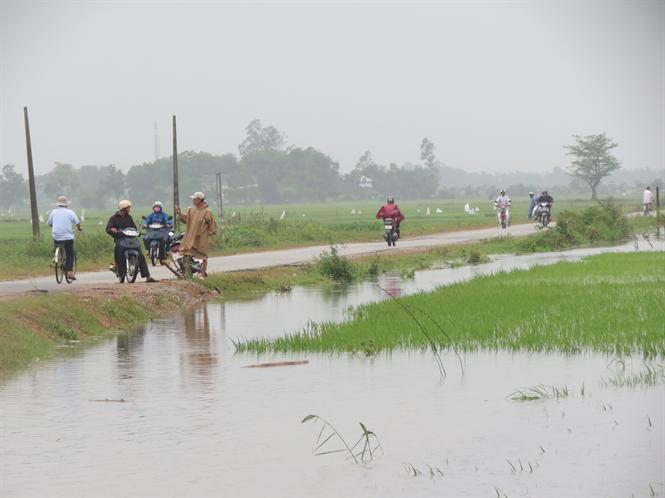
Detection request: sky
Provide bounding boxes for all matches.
[1,0,663,176]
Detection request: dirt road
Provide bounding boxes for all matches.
[0,223,540,295]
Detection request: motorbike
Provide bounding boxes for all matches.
[163,232,204,278]
[113,227,142,283]
[496,207,510,229]
[536,202,551,229]
[383,218,398,246]
[142,219,170,266]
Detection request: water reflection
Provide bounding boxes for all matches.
[180,306,218,383]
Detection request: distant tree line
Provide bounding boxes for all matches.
[0,125,658,211]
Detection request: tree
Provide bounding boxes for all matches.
[0,164,26,209]
[238,119,286,158]
[42,163,80,200]
[565,133,621,200]
[97,165,126,205]
[420,138,436,169]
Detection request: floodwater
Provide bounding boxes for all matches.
[1,241,664,497]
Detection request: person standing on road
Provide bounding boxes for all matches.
[106,200,158,283]
[643,186,654,216]
[528,192,537,220]
[47,196,82,281]
[175,192,217,278]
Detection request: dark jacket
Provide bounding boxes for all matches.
[536,194,554,205]
[106,212,138,239]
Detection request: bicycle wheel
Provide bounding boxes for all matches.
[54,247,64,284]
[65,255,76,283]
[127,254,139,283]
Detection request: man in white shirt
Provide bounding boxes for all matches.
[495,189,512,226]
[643,187,654,216]
[47,196,82,280]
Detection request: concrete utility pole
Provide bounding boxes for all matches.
[172,115,180,231]
[23,107,40,240]
[657,186,661,238]
[215,172,224,221]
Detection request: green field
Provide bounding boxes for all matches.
[235,252,665,356]
[0,196,649,280]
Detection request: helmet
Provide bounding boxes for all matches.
[118,199,132,210]
[500,189,506,195]
[152,201,163,208]
[387,196,395,204]
[528,191,534,196]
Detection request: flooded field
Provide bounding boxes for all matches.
[2,242,663,497]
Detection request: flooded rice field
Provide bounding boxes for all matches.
[2,242,664,497]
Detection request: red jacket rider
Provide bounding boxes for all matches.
[376,196,405,237]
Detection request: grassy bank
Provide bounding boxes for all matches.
[1,197,647,280]
[0,281,211,380]
[235,252,665,356]
[199,241,508,294]
[201,201,649,295]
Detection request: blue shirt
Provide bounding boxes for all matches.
[47,207,80,241]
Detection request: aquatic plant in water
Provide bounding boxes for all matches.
[301,414,383,463]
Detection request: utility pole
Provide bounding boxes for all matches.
[23,106,40,240]
[172,115,180,231]
[215,172,224,221]
[657,186,661,238]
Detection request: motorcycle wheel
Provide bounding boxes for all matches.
[127,254,139,283]
[150,245,157,266]
[501,219,506,229]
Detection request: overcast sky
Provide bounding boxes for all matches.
[1,0,663,175]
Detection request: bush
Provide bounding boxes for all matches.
[316,247,355,283]
[517,199,631,252]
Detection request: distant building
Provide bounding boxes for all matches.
[359,176,373,189]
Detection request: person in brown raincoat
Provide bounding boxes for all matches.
[175,192,217,277]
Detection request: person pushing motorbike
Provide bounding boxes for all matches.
[376,196,405,239]
[106,200,158,283]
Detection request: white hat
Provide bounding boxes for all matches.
[190,192,205,200]
[56,196,71,207]
[118,199,132,210]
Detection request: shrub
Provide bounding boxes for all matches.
[316,247,355,283]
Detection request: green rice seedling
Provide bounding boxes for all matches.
[301,414,358,463]
[405,463,422,476]
[600,363,665,388]
[349,422,384,463]
[237,252,665,357]
[301,415,383,464]
[510,384,571,401]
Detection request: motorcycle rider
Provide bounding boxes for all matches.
[106,200,158,283]
[533,190,554,219]
[494,189,512,225]
[376,196,405,239]
[143,201,173,262]
[47,195,82,281]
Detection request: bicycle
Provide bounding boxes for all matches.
[53,242,76,284]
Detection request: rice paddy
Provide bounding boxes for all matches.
[234,251,665,356]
